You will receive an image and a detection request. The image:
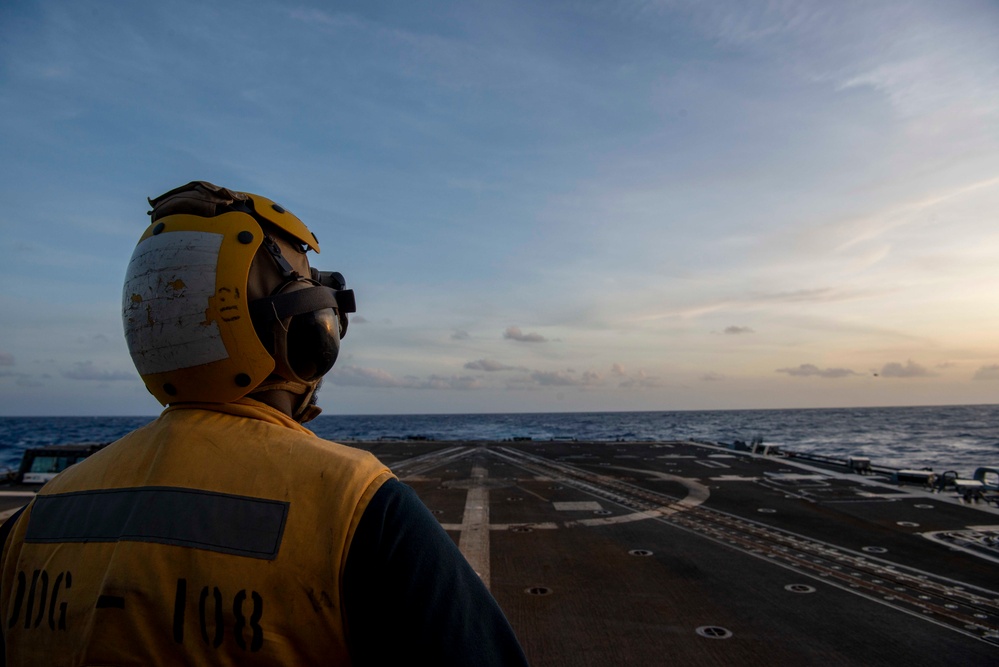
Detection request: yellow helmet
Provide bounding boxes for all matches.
[122,181,355,413]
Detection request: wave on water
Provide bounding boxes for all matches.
[1,404,997,477]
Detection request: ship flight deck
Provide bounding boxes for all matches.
[352,438,999,666]
[1,438,996,665]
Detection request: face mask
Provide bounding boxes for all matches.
[248,232,355,383]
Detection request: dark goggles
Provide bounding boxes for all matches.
[249,279,356,337]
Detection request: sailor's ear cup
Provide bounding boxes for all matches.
[287,308,341,380]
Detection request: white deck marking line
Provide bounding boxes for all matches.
[569,465,709,527]
[487,449,708,529]
[458,465,491,590]
[514,484,551,503]
[394,445,474,479]
[609,466,711,507]
[553,501,603,511]
[440,522,559,531]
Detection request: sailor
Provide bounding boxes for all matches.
[0,182,528,666]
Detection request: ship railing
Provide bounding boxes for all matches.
[779,449,898,476]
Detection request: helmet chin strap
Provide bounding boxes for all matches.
[249,378,323,423]
[294,386,323,424]
[254,380,311,394]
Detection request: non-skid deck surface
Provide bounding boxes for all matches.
[353,439,999,666]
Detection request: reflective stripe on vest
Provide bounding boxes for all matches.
[27,487,289,559]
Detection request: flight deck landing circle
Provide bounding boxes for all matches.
[785,584,816,594]
[696,626,733,639]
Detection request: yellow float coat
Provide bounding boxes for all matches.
[0,399,394,666]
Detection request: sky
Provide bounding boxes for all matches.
[2,0,999,416]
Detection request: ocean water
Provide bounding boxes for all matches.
[1,404,997,477]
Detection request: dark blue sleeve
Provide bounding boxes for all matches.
[343,479,528,666]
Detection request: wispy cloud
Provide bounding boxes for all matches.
[618,370,663,389]
[0,370,42,388]
[836,30,999,125]
[61,362,134,382]
[446,178,502,193]
[412,375,482,390]
[331,365,481,390]
[503,326,548,343]
[723,326,753,335]
[830,176,999,253]
[332,366,405,388]
[607,363,663,388]
[879,359,934,378]
[0,352,13,366]
[465,359,525,372]
[529,371,576,387]
[973,364,999,381]
[288,9,365,31]
[635,287,881,322]
[702,1,829,45]
[530,370,602,387]
[776,364,859,379]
